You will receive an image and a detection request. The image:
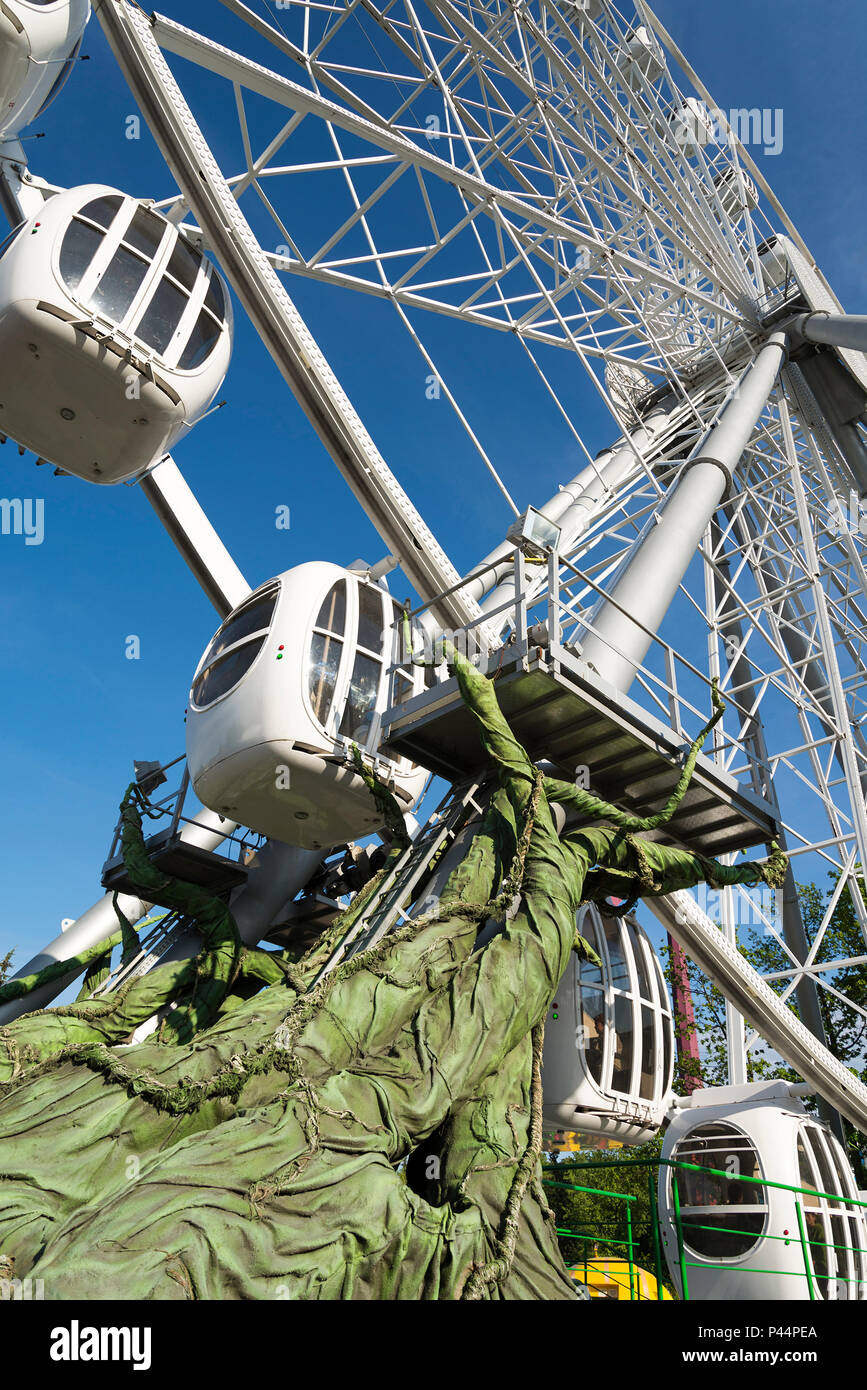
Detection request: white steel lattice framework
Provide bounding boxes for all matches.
[85,0,867,1118]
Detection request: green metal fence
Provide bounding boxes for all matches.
[543,1174,641,1299]
[544,1155,867,1301]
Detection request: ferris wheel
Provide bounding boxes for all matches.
[2,0,867,1300]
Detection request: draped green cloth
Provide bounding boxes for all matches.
[0,651,784,1300]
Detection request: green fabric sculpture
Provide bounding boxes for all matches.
[0,649,785,1300]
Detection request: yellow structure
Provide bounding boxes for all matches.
[547,1131,623,1154]
[570,1258,673,1301]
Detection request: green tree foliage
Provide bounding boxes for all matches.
[0,950,12,988]
[662,872,867,1180]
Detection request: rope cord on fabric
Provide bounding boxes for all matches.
[0,785,250,1058]
[544,678,729,832]
[459,1021,547,1299]
[0,931,126,1009]
[2,646,783,1103]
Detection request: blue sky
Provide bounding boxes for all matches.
[0,0,865,976]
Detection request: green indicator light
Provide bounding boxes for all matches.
[276,653,283,660]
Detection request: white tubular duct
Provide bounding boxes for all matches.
[578,333,788,692]
[456,395,677,615]
[0,807,237,1024]
[650,891,867,1134]
[459,473,605,609]
[548,410,672,549]
[478,404,675,626]
[794,311,867,355]
[223,841,324,947]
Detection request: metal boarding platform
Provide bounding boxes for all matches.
[100,760,252,898]
[381,640,779,860]
[101,825,250,897]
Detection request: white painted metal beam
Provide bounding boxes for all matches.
[140,455,251,619]
[94,0,479,630]
[795,311,867,355]
[580,334,788,691]
[649,890,867,1135]
[146,9,741,324]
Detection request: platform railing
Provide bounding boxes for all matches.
[545,548,765,777]
[386,542,768,788]
[102,754,262,869]
[543,1173,640,1300]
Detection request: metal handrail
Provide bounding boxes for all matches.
[544,1174,642,1301]
[384,544,768,779]
[103,758,262,867]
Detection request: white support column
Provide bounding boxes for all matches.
[140,455,251,619]
[222,841,325,948]
[579,334,788,691]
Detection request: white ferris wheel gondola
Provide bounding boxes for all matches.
[185,563,430,852]
[712,166,760,219]
[0,0,89,142]
[0,182,232,481]
[659,96,718,150]
[542,905,675,1146]
[621,25,665,88]
[658,1083,867,1300]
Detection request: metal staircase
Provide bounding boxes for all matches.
[313,780,486,982]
